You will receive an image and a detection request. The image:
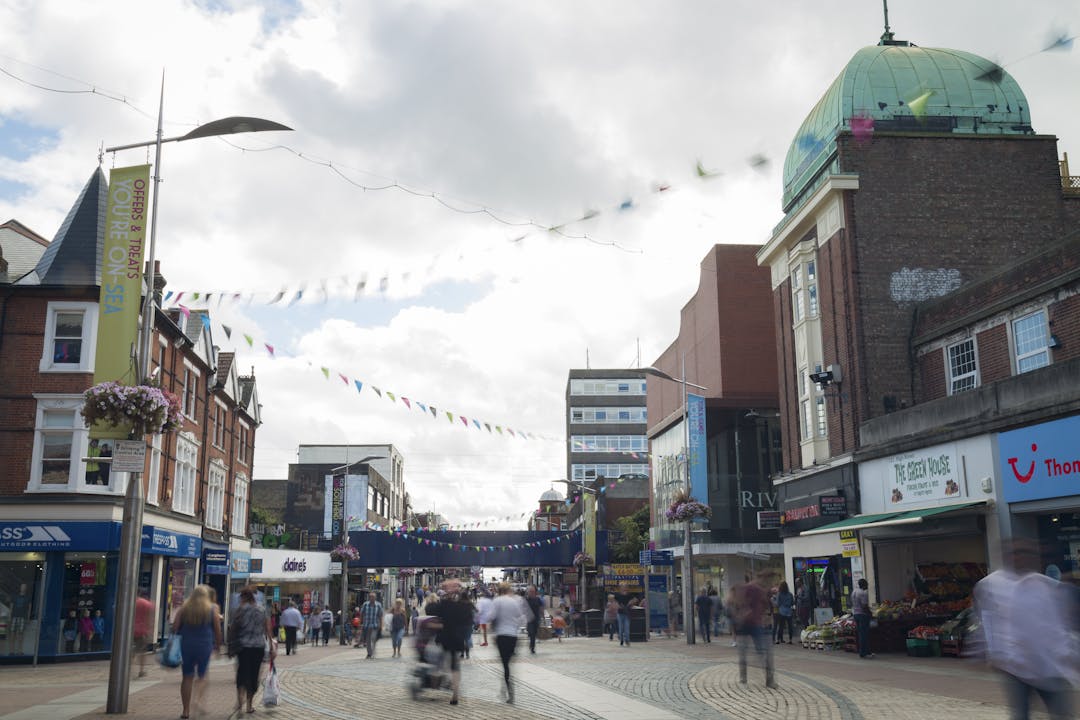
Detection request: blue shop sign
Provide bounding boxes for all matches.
[141,526,202,558]
[999,415,1080,503]
[202,547,230,575]
[230,551,251,578]
[0,521,120,552]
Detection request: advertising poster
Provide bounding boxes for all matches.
[687,393,708,505]
[885,445,963,506]
[323,473,369,535]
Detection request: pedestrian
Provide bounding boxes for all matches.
[603,594,618,640]
[709,588,722,638]
[319,605,334,645]
[490,582,529,703]
[279,600,303,655]
[133,589,154,677]
[85,438,101,485]
[428,580,473,705]
[227,585,274,715]
[851,578,873,658]
[172,584,223,719]
[475,590,493,647]
[390,598,407,657]
[695,588,712,643]
[774,581,795,644]
[614,584,632,647]
[551,609,567,642]
[973,538,1079,720]
[524,586,543,654]
[733,572,776,689]
[359,592,383,658]
[795,578,811,632]
[306,607,319,644]
[666,591,680,638]
[78,609,94,652]
[349,606,362,646]
[725,587,738,647]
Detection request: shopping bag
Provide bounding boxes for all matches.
[277,626,286,642]
[159,634,182,668]
[263,664,280,706]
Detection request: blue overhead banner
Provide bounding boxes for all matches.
[202,545,230,575]
[141,526,202,558]
[0,521,121,552]
[687,393,708,506]
[350,530,595,568]
[999,415,1080,503]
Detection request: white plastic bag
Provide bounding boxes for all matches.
[263,664,280,706]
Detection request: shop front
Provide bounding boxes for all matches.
[140,525,202,640]
[998,414,1080,586]
[200,542,230,614]
[0,520,122,662]
[249,549,330,614]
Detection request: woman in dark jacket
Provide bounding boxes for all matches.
[774,581,795,644]
[228,586,275,714]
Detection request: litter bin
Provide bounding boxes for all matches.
[579,609,603,637]
[629,607,647,642]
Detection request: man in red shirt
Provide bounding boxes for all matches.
[133,590,155,677]
[732,572,776,689]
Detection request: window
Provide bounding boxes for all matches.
[570,463,648,481]
[231,474,249,536]
[807,260,819,317]
[211,400,227,448]
[816,396,827,437]
[568,407,647,424]
[206,462,225,531]
[570,435,648,452]
[173,433,198,515]
[146,434,162,505]
[569,379,646,395]
[798,366,812,441]
[40,302,98,373]
[1013,310,1050,374]
[947,339,978,394]
[180,365,199,420]
[29,395,91,491]
[791,267,805,323]
[800,399,812,440]
[237,422,250,465]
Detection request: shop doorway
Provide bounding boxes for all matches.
[793,555,852,621]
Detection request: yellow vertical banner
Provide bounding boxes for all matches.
[92,164,151,440]
[584,494,597,562]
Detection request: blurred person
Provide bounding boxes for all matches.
[319,605,334,645]
[733,572,776,689]
[428,581,472,705]
[696,588,712,643]
[7,582,31,655]
[390,598,407,657]
[774,581,795,644]
[795,578,811,630]
[133,589,155,677]
[614,584,632,647]
[78,609,94,652]
[551,607,567,642]
[475,589,493,646]
[228,586,274,715]
[172,584,223,719]
[709,587,722,637]
[666,590,680,638]
[525,586,543,654]
[359,593,383,658]
[604,594,619,640]
[489,582,529,704]
[279,600,303,655]
[851,578,873,658]
[974,539,1079,720]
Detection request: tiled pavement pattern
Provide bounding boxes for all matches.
[1,634,1073,719]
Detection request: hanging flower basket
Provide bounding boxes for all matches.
[665,490,712,522]
[331,544,360,561]
[81,381,183,436]
[573,551,594,567]
[397,568,417,577]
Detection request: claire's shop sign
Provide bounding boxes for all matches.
[282,557,308,573]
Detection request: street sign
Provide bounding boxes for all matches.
[639,550,674,566]
[757,511,782,530]
[111,440,146,472]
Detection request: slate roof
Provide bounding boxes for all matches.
[20,168,107,286]
[0,219,50,283]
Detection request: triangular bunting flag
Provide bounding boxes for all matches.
[446,411,454,423]
[222,324,232,340]
[354,380,363,393]
[179,304,190,319]
[243,334,254,347]
[402,397,411,409]
[386,391,396,402]
[265,344,275,357]
[339,373,349,385]
[373,387,382,397]
[321,367,330,379]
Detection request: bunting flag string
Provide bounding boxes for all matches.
[381,527,580,553]
[172,308,560,442]
[349,512,550,533]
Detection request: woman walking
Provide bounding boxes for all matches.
[774,581,795,644]
[172,585,222,719]
[603,594,618,641]
[490,582,529,703]
[228,586,274,714]
[390,598,407,657]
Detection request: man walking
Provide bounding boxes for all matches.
[280,600,303,655]
[319,605,334,645]
[696,587,712,643]
[851,579,873,658]
[359,592,383,658]
[524,586,543,654]
[733,572,776,689]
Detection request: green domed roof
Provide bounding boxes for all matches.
[782,43,1031,211]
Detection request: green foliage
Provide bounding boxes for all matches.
[610,503,651,563]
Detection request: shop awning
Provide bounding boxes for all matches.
[799,500,989,537]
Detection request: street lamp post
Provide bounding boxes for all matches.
[329,455,385,645]
[555,479,596,613]
[642,362,707,646]
[103,80,290,714]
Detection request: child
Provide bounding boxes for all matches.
[551,611,567,642]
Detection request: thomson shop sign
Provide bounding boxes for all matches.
[0,521,121,551]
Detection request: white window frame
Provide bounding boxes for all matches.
[212,399,227,448]
[946,338,979,395]
[146,433,162,505]
[231,474,249,536]
[173,432,199,515]
[569,379,647,396]
[181,362,200,421]
[206,461,226,531]
[798,366,811,440]
[237,421,250,466]
[807,260,819,317]
[791,266,805,323]
[1012,309,1050,374]
[39,302,99,373]
[28,394,90,492]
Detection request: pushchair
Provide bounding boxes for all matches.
[410,617,451,700]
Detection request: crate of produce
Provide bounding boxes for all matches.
[843,636,857,653]
[906,638,933,657]
[941,636,962,657]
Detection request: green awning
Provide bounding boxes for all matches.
[800,501,987,537]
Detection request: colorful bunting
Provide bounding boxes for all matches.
[354,380,363,393]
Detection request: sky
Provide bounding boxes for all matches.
[1,1,1077,529]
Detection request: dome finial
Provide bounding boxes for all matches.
[880,0,896,45]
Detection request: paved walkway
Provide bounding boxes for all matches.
[0,634,1074,719]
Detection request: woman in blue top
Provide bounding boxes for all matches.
[773,581,795,644]
[172,584,223,719]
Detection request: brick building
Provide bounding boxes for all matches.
[755,30,1080,609]
[0,168,260,662]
